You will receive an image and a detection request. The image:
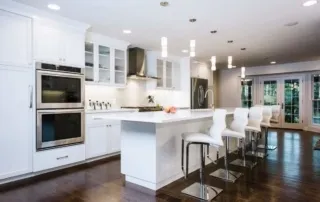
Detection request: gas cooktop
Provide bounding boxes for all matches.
[121,106,163,112]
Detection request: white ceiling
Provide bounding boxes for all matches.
[14,0,320,68]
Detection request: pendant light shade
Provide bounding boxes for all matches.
[228,56,232,69]
[190,40,196,57]
[241,66,246,79]
[161,37,168,57]
[210,56,216,71]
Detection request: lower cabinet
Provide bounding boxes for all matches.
[86,119,121,159]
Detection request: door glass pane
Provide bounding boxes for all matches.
[241,79,253,108]
[284,79,300,123]
[313,75,320,124]
[166,61,172,88]
[263,80,277,105]
[85,42,94,81]
[99,45,110,83]
[157,59,163,87]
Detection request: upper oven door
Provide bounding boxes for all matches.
[37,70,84,109]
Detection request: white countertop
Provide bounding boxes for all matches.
[85,108,138,114]
[96,108,235,123]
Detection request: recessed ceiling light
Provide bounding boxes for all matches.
[241,48,246,51]
[182,49,188,53]
[189,18,197,23]
[123,30,131,34]
[48,4,60,10]
[210,30,217,34]
[284,21,299,27]
[232,65,237,68]
[270,61,276,64]
[227,40,234,43]
[303,0,317,7]
[160,1,169,7]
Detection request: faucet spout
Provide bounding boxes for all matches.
[205,89,214,108]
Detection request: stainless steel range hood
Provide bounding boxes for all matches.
[128,48,159,80]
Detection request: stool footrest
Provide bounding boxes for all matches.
[257,144,277,150]
[209,168,242,183]
[246,151,267,158]
[181,182,223,201]
[230,159,257,169]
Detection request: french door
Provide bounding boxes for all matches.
[259,76,304,129]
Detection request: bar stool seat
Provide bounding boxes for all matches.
[182,133,223,146]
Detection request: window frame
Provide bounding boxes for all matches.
[240,78,254,108]
[312,74,320,126]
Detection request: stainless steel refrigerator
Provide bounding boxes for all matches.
[191,78,208,109]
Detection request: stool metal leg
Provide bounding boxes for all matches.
[181,139,186,178]
[257,127,277,150]
[247,129,267,158]
[182,144,223,201]
[230,132,257,169]
[209,137,243,183]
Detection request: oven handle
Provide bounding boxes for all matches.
[29,85,33,109]
[36,70,84,79]
[37,109,85,114]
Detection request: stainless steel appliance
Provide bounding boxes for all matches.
[36,62,84,109]
[191,78,208,109]
[36,62,85,150]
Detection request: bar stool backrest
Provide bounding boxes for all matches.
[230,108,249,134]
[209,109,227,146]
[262,106,272,124]
[248,106,263,128]
[271,105,281,122]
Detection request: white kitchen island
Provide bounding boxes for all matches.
[97,108,236,193]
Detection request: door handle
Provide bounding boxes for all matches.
[29,85,33,109]
[281,103,284,109]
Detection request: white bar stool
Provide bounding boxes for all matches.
[180,109,226,201]
[210,108,249,183]
[257,106,273,154]
[264,105,280,150]
[245,106,264,159]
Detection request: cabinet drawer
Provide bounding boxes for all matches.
[33,144,85,172]
[86,114,120,126]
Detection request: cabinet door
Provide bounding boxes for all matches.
[63,31,85,67]
[106,124,121,153]
[0,68,33,180]
[114,49,126,85]
[85,124,108,159]
[156,59,164,88]
[98,45,111,83]
[34,22,61,63]
[165,61,173,89]
[172,62,180,90]
[0,10,32,67]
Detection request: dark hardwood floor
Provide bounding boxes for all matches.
[1,129,320,202]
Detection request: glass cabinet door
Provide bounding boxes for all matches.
[263,80,278,105]
[98,45,111,83]
[85,42,94,81]
[165,61,172,88]
[157,59,164,87]
[114,49,125,85]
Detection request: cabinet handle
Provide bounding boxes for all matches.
[29,85,33,109]
[56,155,68,160]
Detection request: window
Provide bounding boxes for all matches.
[313,75,320,124]
[263,80,277,105]
[241,79,253,108]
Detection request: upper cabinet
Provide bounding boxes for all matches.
[33,18,86,67]
[0,10,32,68]
[85,32,129,87]
[147,51,181,90]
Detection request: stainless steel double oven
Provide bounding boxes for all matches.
[36,62,85,150]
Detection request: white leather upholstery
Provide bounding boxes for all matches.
[246,106,263,132]
[270,105,281,123]
[181,109,226,147]
[222,108,249,138]
[261,106,272,127]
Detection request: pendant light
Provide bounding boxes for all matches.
[241,66,246,79]
[228,56,232,69]
[210,56,216,71]
[161,37,167,57]
[190,40,196,57]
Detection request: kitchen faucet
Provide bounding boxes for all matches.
[205,89,214,109]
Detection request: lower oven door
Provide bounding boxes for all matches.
[37,109,84,150]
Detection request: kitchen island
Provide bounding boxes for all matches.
[97,109,236,193]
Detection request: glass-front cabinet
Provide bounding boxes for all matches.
[155,58,178,89]
[84,37,128,87]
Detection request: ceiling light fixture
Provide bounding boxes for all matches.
[303,0,317,6]
[270,61,276,64]
[48,4,60,10]
[210,56,216,71]
[210,30,217,34]
[241,48,246,51]
[160,1,169,7]
[228,56,232,68]
[189,18,197,23]
[284,21,299,27]
[161,37,168,58]
[182,49,188,53]
[232,65,237,68]
[190,40,196,57]
[241,67,246,79]
[123,30,131,34]
[227,40,233,43]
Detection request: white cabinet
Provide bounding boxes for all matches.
[34,19,85,67]
[85,32,129,87]
[0,10,32,67]
[155,58,179,90]
[107,124,121,153]
[0,67,33,180]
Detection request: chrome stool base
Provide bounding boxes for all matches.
[210,168,243,183]
[230,159,257,169]
[257,144,277,150]
[246,151,267,158]
[182,182,223,201]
